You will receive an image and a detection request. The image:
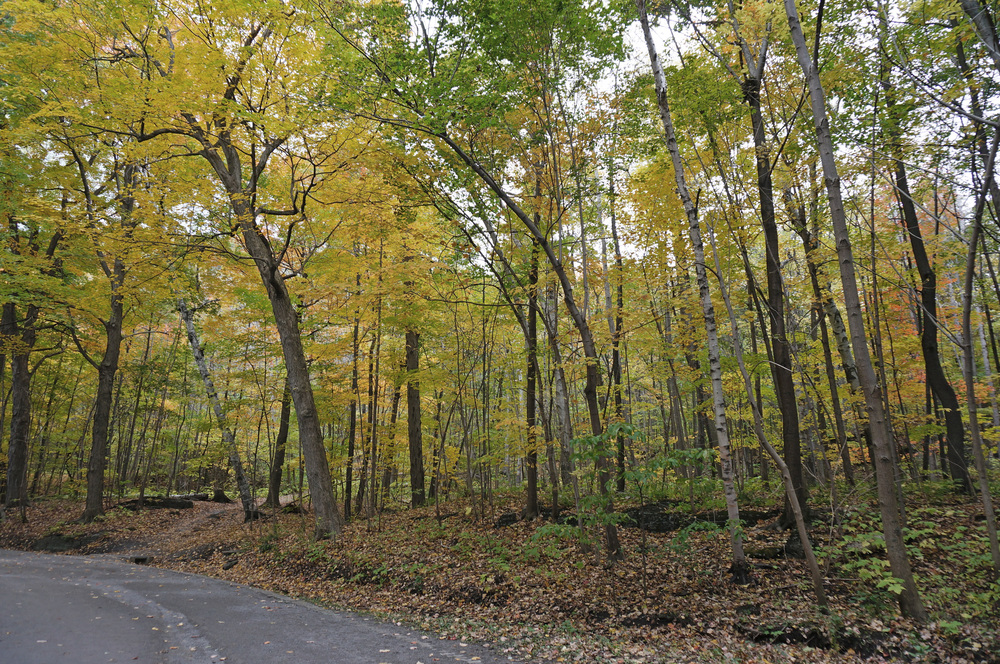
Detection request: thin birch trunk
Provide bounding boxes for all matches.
[709,225,829,608]
[178,300,256,522]
[636,0,748,582]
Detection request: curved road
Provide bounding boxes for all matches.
[0,549,515,664]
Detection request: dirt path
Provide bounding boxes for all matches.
[84,499,250,563]
[155,501,243,549]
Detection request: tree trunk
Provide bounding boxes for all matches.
[959,124,1000,577]
[82,257,125,524]
[3,225,61,512]
[362,313,382,519]
[525,240,540,519]
[745,73,807,522]
[2,303,35,510]
[264,379,291,508]
[606,181,628,493]
[637,0,748,582]
[178,300,256,521]
[959,0,1000,74]
[783,0,927,621]
[406,329,426,508]
[544,288,575,488]
[346,307,361,521]
[885,89,971,491]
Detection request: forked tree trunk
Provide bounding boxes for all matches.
[879,47,972,490]
[141,20,340,538]
[783,0,926,621]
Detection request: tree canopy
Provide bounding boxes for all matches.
[2,0,1000,650]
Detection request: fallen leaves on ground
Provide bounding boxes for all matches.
[2,493,997,663]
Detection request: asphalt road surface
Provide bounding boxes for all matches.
[0,549,516,664]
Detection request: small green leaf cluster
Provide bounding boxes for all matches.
[668,520,722,554]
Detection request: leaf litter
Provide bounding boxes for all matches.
[2,494,997,663]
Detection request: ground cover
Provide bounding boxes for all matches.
[1,486,997,663]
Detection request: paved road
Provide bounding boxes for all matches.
[0,549,516,664]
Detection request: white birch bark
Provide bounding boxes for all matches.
[635,0,747,581]
[178,300,255,521]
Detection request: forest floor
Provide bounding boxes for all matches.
[1,487,998,663]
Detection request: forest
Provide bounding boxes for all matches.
[2,0,1000,660]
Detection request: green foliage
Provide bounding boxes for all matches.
[523,525,569,561]
[258,532,280,554]
[569,423,641,548]
[305,542,331,565]
[668,520,721,554]
[736,477,778,508]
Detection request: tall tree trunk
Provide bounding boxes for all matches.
[2,303,35,510]
[637,0,748,582]
[605,181,628,493]
[744,71,807,522]
[783,0,927,621]
[346,304,361,521]
[82,258,125,523]
[543,287,575,488]
[525,240,540,519]
[406,329,426,508]
[883,76,972,491]
[362,310,382,519]
[963,195,1000,582]
[3,224,61,512]
[958,110,1000,576]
